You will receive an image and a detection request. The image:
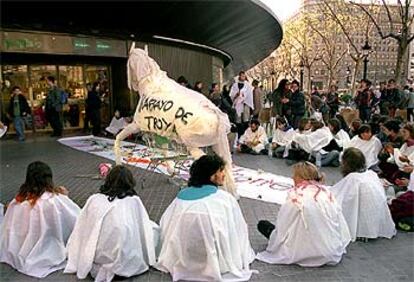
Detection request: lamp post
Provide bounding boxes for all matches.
[362,40,371,80]
[346,66,351,87]
[299,60,304,91]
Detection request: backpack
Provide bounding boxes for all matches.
[60,90,68,104]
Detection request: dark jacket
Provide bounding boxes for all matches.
[290,90,306,116]
[327,92,339,110]
[268,89,290,117]
[8,94,31,118]
[355,88,371,108]
[86,91,102,112]
[46,86,63,112]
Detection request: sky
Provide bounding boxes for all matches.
[260,0,302,21]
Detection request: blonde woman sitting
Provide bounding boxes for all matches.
[256,162,351,267]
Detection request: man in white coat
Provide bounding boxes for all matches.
[64,166,159,282]
[230,71,254,138]
[331,148,396,241]
[256,162,351,267]
[237,119,268,154]
[155,155,255,281]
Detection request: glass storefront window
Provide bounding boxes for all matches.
[59,66,85,128]
[1,65,30,130]
[1,64,111,134]
[85,65,111,124]
[29,65,57,131]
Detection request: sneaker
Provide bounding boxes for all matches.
[0,126,7,138]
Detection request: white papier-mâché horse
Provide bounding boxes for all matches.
[114,46,236,196]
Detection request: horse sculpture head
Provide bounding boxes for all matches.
[127,46,161,92]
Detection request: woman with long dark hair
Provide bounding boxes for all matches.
[268,79,291,118]
[0,161,80,278]
[65,165,159,281]
[155,154,255,281]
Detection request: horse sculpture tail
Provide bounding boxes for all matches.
[114,122,140,165]
[212,117,238,198]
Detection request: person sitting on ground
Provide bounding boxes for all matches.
[296,117,312,134]
[237,119,268,155]
[288,120,333,166]
[256,162,351,267]
[155,154,255,281]
[331,148,396,241]
[380,119,404,148]
[64,165,159,281]
[0,121,7,138]
[270,117,295,158]
[388,167,414,232]
[376,115,390,143]
[349,118,362,138]
[344,124,382,170]
[335,114,350,133]
[327,118,351,150]
[0,161,80,278]
[105,110,127,136]
[379,123,414,184]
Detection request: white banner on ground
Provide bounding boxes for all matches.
[58,136,291,205]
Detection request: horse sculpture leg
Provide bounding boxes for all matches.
[212,128,237,197]
[114,122,140,165]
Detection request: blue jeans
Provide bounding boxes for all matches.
[13,116,25,141]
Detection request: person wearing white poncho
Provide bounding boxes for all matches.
[270,117,295,158]
[0,161,80,278]
[65,165,159,282]
[344,124,382,169]
[331,148,396,241]
[256,162,351,267]
[155,155,256,281]
[105,110,128,136]
[237,120,268,154]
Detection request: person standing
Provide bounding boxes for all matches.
[252,79,264,119]
[289,80,306,129]
[230,71,254,138]
[45,76,63,137]
[85,82,102,136]
[354,79,373,123]
[268,79,291,119]
[407,87,414,122]
[327,85,340,119]
[386,79,402,118]
[7,86,30,141]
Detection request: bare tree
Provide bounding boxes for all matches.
[351,0,414,85]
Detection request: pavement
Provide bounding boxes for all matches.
[0,136,413,282]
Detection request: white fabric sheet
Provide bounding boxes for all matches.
[293,127,333,153]
[344,136,382,168]
[65,194,159,282]
[272,128,296,147]
[155,190,256,281]
[105,117,127,135]
[331,170,396,241]
[0,192,80,278]
[257,183,351,267]
[408,172,414,192]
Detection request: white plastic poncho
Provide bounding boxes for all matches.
[331,170,396,241]
[272,128,296,147]
[64,194,159,282]
[257,182,351,267]
[0,192,80,278]
[409,172,414,192]
[388,143,414,169]
[333,129,350,148]
[229,80,254,117]
[344,136,382,168]
[239,126,268,153]
[155,189,255,281]
[293,127,333,153]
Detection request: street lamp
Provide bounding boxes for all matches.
[362,40,371,80]
[346,66,351,86]
[299,60,304,91]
